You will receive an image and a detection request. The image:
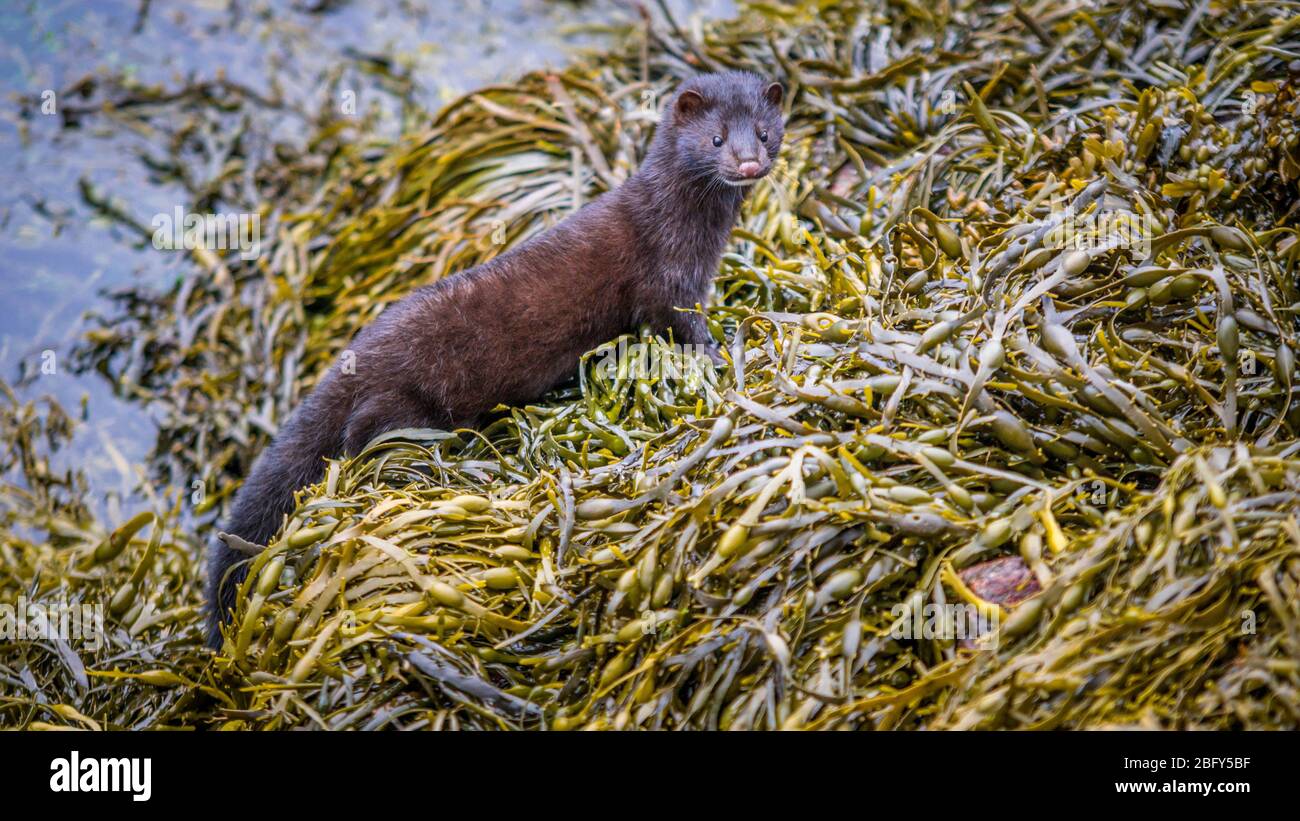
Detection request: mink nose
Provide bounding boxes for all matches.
[737,161,763,179]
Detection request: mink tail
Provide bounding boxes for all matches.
[204,373,353,648]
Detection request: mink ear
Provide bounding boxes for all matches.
[763,82,784,107]
[673,89,707,122]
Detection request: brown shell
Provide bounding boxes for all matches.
[958,556,1041,607]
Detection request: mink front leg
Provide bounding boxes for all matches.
[667,308,725,365]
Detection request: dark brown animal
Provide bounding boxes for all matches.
[207,71,786,646]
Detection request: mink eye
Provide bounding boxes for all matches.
[759,130,769,143]
[712,135,723,147]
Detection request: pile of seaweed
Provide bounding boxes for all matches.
[4,0,1300,729]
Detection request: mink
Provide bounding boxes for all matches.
[206,70,786,647]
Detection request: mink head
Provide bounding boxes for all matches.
[657,71,785,188]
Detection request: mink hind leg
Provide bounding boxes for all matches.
[341,392,444,455]
[206,388,447,648]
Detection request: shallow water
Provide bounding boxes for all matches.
[0,0,733,520]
